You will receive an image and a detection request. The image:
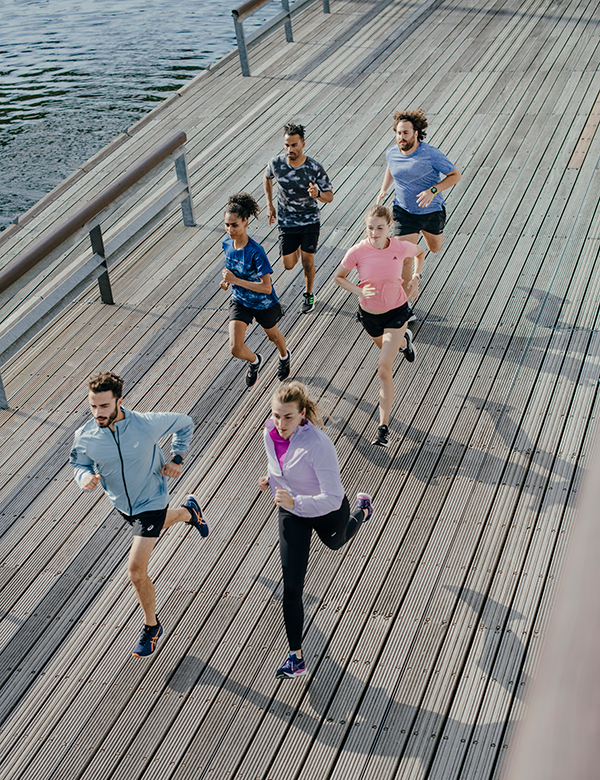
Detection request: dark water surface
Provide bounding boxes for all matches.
[0,0,281,231]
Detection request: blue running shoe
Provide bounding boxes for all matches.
[356,493,374,523]
[276,652,307,679]
[132,621,163,657]
[184,495,210,538]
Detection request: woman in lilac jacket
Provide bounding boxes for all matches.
[259,381,374,680]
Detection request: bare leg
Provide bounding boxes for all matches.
[228,320,255,363]
[300,251,315,295]
[163,506,193,529]
[127,536,159,625]
[421,230,444,253]
[282,249,301,270]
[369,327,408,426]
[263,323,287,356]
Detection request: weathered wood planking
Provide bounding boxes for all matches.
[2,0,600,778]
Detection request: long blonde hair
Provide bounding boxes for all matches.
[271,381,324,428]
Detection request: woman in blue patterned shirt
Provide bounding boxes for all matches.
[220,192,291,387]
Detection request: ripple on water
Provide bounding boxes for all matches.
[0,0,283,230]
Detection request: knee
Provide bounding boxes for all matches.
[378,362,393,383]
[301,253,315,271]
[282,255,296,270]
[229,341,244,359]
[128,562,147,586]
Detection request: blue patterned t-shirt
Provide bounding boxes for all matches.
[265,155,332,228]
[223,236,279,310]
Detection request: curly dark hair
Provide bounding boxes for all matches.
[283,122,305,140]
[392,108,428,141]
[87,371,124,398]
[225,192,260,221]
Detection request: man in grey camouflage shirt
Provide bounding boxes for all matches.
[264,123,333,313]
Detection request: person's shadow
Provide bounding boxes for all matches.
[164,576,520,773]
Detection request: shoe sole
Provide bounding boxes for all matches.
[372,439,390,447]
[276,667,308,679]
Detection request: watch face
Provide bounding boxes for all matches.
[431,187,438,194]
[172,455,183,465]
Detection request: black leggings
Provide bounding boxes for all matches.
[278,495,364,651]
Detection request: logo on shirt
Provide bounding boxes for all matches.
[133,441,139,448]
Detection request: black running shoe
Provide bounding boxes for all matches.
[403,328,415,362]
[245,354,263,387]
[301,292,314,313]
[372,424,390,447]
[278,350,291,381]
[183,494,210,538]
[132,621,163,657]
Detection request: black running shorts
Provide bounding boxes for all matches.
[278,224,320,256]
[229,299,284,330]
[357,302,411,338]
[393,204,446,236]
[118,506,168,538]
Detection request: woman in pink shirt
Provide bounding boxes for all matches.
[334,205,425,447]
[259,381,373,680]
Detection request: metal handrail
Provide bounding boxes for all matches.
[232,0,331,77]
[0,130,195,409]
[0,131,188,295]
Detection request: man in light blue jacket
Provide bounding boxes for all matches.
[70,371,208,657]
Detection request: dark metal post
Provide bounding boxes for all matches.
[174,151,196,226]
[233,14,251,77]
[89,225,114,305]
[0,373,7,410]
[281,0,293,42]
[322,0,330,12]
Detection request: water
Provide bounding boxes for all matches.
[0,0,282,231]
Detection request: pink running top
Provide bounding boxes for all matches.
[269,426,291,468]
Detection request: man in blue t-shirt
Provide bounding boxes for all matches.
[263,123,333,314]
[376,109,461,309]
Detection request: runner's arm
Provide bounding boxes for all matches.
[222,270,272,294]
[376,166,394,205]
[263,174,276,225]
[416,167,461,207]
[334,264,376,299]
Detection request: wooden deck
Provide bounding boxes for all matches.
[1,0,600,777]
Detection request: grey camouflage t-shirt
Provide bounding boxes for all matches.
[265,155,332,228]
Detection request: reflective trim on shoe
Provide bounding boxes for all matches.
[277,350,291,381]
[276,652,307,679]
[132,621,163,657]
[403,328,415,362]
[372,424,390,447]
[356,492,374,522]
[245,353,263,387]
[184,495,210,538]
[301,292,314,313]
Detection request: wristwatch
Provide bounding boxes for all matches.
[171,454,184,465]
[413,273,422,281]
[430,186,438,195]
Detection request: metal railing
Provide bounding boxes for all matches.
[0,131,195,409]
[232,0,331,77]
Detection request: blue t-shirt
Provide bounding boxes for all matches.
[386,141,455,214]
[265,154,332,228]
[222,236,279,310]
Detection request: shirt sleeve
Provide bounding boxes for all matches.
[252,243,274,277]
[315,163,333,192]
[265,158,275,179]
[396,239,421,258]
[146,412,194,455]
[69,431,96,488]
[430,147,456,176]
[292,434,345,517]
[341,245,359,271]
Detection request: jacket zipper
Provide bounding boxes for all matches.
[110,426,133,515]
